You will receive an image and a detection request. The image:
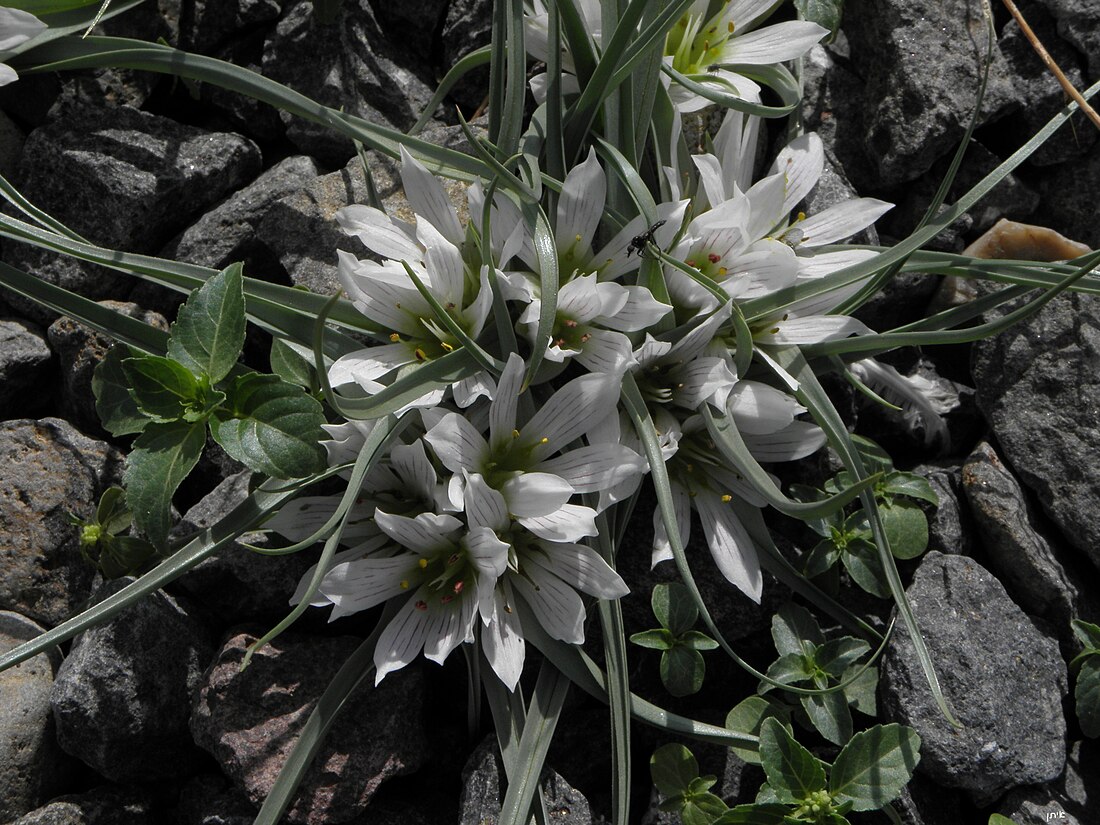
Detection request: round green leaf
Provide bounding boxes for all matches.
[881,499,929,559]
[661,645,706,697]
[758,717,827,804]
[653,582,699,636]
[1075,657,1100,737]
[651,744,700,797]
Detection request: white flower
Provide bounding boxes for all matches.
[464,473,629,691]
[423,353,646,539]
[0,7,46,87]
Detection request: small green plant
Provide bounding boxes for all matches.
[68,486,158,578]
[652,717,920,825]
[92,264,327,548]
[1070,619,1100,737]
[630,582,719,697]
[795,438,938,596]
[759,603,877,745]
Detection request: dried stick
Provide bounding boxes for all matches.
[1001,0,1100,131]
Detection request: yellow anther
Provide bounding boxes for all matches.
[400,580,410,589]
[574,234,582,243]
[512,428,521,439]
[441,341,454,352]
[414,347,427,362]
[540,437,549,444]
[721,494,732,503]
[418,558,429,569]
[390,333,400,342]
[718,267,727,276]
[728,21,734,33]
[797,211,807,221]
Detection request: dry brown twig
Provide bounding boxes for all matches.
[1000,0,1100,132]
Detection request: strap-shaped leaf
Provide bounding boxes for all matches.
[701,405,880,519]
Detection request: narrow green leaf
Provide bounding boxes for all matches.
[124,420,206,548]
[211,373,326,479]
[650,744,699,797]
[122,355,211,423]
[1076,657,1100,737]
[167,263,246,383]
[829,723,922,811]
[661,645,706,697]
[93,345,149,436]
[758,717,827,803]
[328,348,479,420]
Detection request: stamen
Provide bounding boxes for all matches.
[441,341,454,352]
[418,558,429,569]
[728,21,734,33]
[512,429,521,439]
[414,347,427,362]
[721,494,732,503]
[453,580,464,594]
[440,594,454,604]
[415,600,428,611]
[400,580,409,589]
[708,253,721,263]
[539,437,549,444]
[564,319,578,328]
[686,259,696,267]
[718,267,728,275]
[447,553,460,566]
[390,333,401,342]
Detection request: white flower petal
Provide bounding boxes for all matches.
[556,147,606,257]
[464,473,511,532]
[536,444,646,493]
[796,199,893,247]
[511,565,586,643]
[770,133,825,218]
[418,220,466,305]
[759,315,870,345]
[743,421,827,462]
[523,373,620,458]
[727,381,806,434]
[557,273,605,322]
[318,553,419,617]
[423,589,477,664]
[0,7,47,52]
[502,472,574,518]
[520,504,598,543]
[721,21,827,64]
[573,328,635,375]
[694,494,763,603]
[375,509,462,552]
[692,153,729,210]
[526,542,629,599]
[598,200,690,280]
[490,353,525,453]
[337,205,422,261]
[424,412,489,474]
[389,440,438,504]
[374,592,430,682]
[482,583,526,691]
[399,145,464,245]
[328,344,412,387]
[652,484,691,567]
[598,285,671,332]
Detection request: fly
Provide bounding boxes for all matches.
[626,220,667,259]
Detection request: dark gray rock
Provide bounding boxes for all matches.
[1036,0,1100,78]
[842,0,1016,186]
[1031,140,1100,249]
[369,0,448,64]
[0,318,53,420]
[191,630,430,824]
[459,735,594,825]
[971,291,1100,571]
[0,108,25,179]
[173,773,258,825]
[962,442,1100,640]
[4,786,155,825]
[440,0,492,111]
[912,463,974,557]
[2,104,261,323]
[262,0,440,165]
[997,739,1097,825]
[170,470,315,624]
[255,129,474,294]
[0,611,68,822]
[0,418,123,626]
[50,580,215,783]
[999,3,1097,167]
[879,552,1067,804]
[179,0,282,55]
[161,154,320,277]
[47,301,169,438]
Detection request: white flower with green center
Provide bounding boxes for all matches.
[331,147,496,409]
[423,353,646,540]
[0,7,46,86]
[651,383,825,602]
[663,0,827,112]
[463,473,629,691]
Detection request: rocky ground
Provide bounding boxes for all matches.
[0,0,1098,823]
